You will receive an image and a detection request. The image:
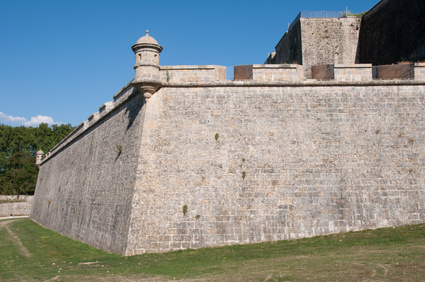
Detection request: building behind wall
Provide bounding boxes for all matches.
[358,0,425,65]
[267,0,425,76]
[266,11,361,78]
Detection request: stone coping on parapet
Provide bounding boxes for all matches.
[38,65,425,165]
[160,65,223,70]
[160,65,227,83]
[162,79,425,88]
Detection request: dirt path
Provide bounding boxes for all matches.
[0,219,31,257]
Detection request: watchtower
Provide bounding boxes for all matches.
[131,30,163,99]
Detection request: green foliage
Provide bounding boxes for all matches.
[348,12,367,17]
[183,205,188,216]
[242,171,246,179]
[215,133,219,141]
[0,123,75,195]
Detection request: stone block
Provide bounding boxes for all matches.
[414,63,425,80]
[334,64,372,81]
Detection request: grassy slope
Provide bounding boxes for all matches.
[1,218,425,281]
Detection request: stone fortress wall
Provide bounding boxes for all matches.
[0,196,33,217]
[31,0,425,255]
[31,58,425,255]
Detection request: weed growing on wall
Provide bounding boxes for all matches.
[183,205,188,216]
[166,68,170,82]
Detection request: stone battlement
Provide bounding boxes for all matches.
[312,63,425,81]
[38,62,425,165]
[160,65,226,83]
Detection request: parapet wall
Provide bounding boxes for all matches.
[160,65,226,83]
[234,64,304,82]
[312,63,425,81]
[0,196,33,217]
[32,63,425,255]
[37,63,425,166]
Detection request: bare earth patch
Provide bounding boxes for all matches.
[0,219,31,257]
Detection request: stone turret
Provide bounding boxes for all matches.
[36,149,44,168]
[131,30,163,100]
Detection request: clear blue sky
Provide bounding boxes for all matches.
[0,0,378,127]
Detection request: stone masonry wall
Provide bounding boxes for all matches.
[0,196,33,217]
[31,87,146,255]
[124,82,425,255]
[159,66,226,83]
[415,63,425,80]
[333,64,372,82]
[300,17,361,77]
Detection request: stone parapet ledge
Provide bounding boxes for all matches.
[38,74,425,166]
[414,63,425,80]
[88,112,99,125]
[163,78,425,88]
[113,82,137,105]
[160,65,226,83]
[334,64,373,82]
[234,64,303,82]
[99,102,114,117]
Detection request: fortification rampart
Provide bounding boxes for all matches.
[31,61,425,255]
[29,23,425,255]
[38,63,425,167]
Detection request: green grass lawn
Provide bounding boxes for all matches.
[1,218,425,281]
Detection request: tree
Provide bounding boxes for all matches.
[0,123,75,195]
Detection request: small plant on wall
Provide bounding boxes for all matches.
[183,205,188,216]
